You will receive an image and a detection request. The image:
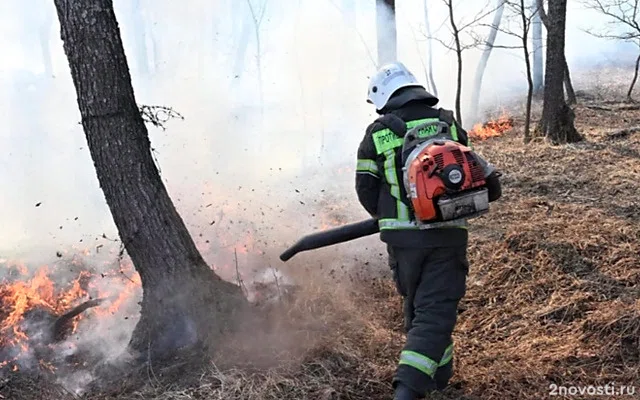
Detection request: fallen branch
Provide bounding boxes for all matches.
[606,126,640,140]
[585,105,613,111]
[585,104,640,112]
[53,298,106,341]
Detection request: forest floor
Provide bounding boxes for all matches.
[1,66,639,399]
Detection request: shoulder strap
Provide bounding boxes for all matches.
[437,108,455,125]
[373,114,407,137]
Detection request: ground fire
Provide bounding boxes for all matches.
[0,231,288,376]
[469,113,514,140]
[0,256,142,373]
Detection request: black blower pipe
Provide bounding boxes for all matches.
[279,218,379,262]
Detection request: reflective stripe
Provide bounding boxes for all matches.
[372,128,403,154]
[439,344,454,366]
[397,199,410,221]
[450,123,459,141]
[399,350,439,378]
[378,219,419,230]
[356,159,379,175]
[379,218,468,230]
[382,150,400,199]
[356,171,380,179]
[406,118,440,129]
[406,118,441,138]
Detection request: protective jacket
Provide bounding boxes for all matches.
[355,97,471,248]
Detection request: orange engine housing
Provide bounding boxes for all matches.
[404,140,487,222]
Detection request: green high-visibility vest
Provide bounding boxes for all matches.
[369,118,465,231]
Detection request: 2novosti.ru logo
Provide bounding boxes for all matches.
[549,382,636,397]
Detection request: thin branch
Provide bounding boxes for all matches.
[139,105,184,131]
[270,266,282,301]
[581,0,640,40]
[325,0,377,66]
[234,249,248,297]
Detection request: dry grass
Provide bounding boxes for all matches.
[2,84,640,399]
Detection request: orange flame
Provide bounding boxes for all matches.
[469,113,513,140]
[0,266,90,353]
[1,256,142,371]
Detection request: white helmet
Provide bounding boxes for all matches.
[367,62,423,111]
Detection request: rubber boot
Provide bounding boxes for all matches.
[393,383,421,400]
[434,360,453,391]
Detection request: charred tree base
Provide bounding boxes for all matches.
[534,103,583,144]
[128,267,251,364]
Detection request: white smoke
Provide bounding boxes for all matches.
[0,0,633,257]
[0,0,635,392]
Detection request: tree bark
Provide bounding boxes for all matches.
[536,0,575,104]
[531,0,543,95]
[470,0,506,123]
[534,0,582,144]
[446,0,464,125]
[423,0,439,97]
[627,52,640,102]
[376,0,397,65]
[52,0,248,360]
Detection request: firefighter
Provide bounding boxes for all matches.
[355,62,500,400]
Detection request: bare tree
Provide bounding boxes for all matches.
[535,0,582,143]
[582,0,640,101]
[470,0,507,123]
[447,0,464,124]
[133,0,148,75]
[478,1,536,140]
[516,0,535,142]
[423,0,439,96]
[53,0,248,360]
[247,0,269,118]
[537,0,577,104]
[531,0,544,94]
[232,1,251,81]
[376,0,397,65]
[436,0,496,126]
[38,1,54,77]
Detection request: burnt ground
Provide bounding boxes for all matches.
[2,74,640,399]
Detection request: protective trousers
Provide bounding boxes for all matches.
[387,244,469,396]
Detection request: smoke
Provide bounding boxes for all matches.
[0,0,635,394]
[0,0,632,256]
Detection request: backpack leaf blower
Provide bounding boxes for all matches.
[400,119,497,229]
[279,118,501,262]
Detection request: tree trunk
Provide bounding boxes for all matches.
[531,0,543,95]
[53,0,248,361]
[376,0,397,65]
[446,0,464,125]
[38,4,54,78]
[534,0,582,144]
[627,52,640,102]
[521,0,534,142]
[232,0,251,84]
[470,0,506,123]
[248,0,267,119]
[563,57,577,104]
[423,0,438,97]
[536,0,575,104]
[131,0,149,77]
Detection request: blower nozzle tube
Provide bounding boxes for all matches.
[279,218,379,262]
